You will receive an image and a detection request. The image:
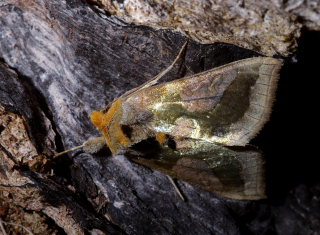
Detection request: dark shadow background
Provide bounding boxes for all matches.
[252,30,320,203]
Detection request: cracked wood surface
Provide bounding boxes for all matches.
[0,0,320,234]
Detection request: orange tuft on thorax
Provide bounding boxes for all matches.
[90,98,130,154]
[90,99,122,131]
[90,110,104,128]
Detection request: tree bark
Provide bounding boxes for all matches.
[0,0,319,234]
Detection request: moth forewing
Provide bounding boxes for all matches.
[123,57,282,147]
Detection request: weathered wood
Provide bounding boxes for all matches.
[88,0,304,56]
[0,61,121,234]
[0,0,319,234]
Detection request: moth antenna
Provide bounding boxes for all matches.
[120,41,189,99]
[167,175,186,201]
[140,40,188,89]
[53,136,106,158]
[53,144,85,158]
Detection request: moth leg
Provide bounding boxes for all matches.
[54,136,106,158]
[166,175,186,201]
[82,136,107,154]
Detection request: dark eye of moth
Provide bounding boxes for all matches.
[121,125,133,139]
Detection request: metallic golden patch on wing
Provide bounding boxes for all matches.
[123,57,282,146]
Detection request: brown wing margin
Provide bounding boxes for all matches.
[228,57,282,146]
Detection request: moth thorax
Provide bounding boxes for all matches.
[90,98,130,153]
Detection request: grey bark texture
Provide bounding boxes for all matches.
[0,0,319,234]
[88,0,309,56]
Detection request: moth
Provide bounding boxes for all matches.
[57,43,282,200]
